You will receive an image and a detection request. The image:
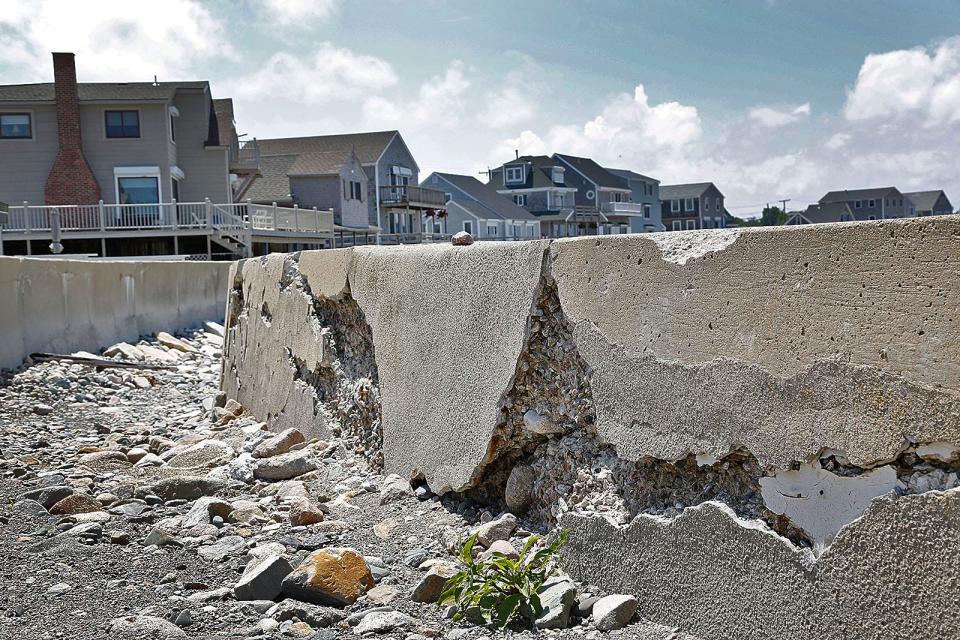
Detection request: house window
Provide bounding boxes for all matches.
[463,220,473,234]
[643,204,651,219]
[551,167,564,183]
[614,192,623,203]
[855,200,862,209]
[487,224,498,236]
[671,200,680,213]
[672,220,682,231]
[513,194,527,206]
[868,215,877,220]
[0,113,32,139]
[117,176,160,204]
[585,189,595,200]
[645,183,654,196]
[444,192,452,203]
[505,166,524,183]
[105,110,140,138]
[684,198,695,211]
[716,197,721,210]
[704,198,711,211]
[868,199,875,207]
[349,181,362,201]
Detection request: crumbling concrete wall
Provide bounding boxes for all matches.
[221,216,960,639]
[0,256,230,370]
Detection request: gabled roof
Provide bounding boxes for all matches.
[793,202,856,224]
[553,154,629,190]
[243,154,297,203]
[659,183,717,199]
[0,81,209,103]
[819,187,899,203]
[903,190,950,211]
[428,172,537,222]
[256,131,399,166]
[606,168,659,185]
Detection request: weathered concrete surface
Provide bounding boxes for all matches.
[551,218,960,468]
[220,250,352,438]
[0,256,229,370]
[350,242,549,492]
[561,487,960,640]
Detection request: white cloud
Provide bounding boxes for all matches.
[748,103,811,127]
[261,0,339,27]
[824,132,851,150]
[479,84,535,128]
[226,43,397,105]
[363,61,471,130]
[0,0,233,82]
[844,37,960,125]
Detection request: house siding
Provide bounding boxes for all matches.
[170,91,230,203]
[0,103,59,204]
[372,134,419,228]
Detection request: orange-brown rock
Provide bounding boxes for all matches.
[281,547,373,606]
[49,493,103,515]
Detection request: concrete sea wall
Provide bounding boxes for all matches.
[0,256,231,370]
[221,216,960,639]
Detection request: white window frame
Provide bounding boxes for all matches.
[685,219,696,230]
[551,167,564,183]
[463,220,473,234]
[672,220,682,231]
[855,200,862,209]
[671,199,680,213]
[504,165,524,184]
[113,165,163,206]
[487,224,498,237]
[513,194,527,206]
[643,204,651,219]
[684,198,695,212]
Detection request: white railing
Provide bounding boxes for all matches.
[248,203,334,235]
[601,201,646,214]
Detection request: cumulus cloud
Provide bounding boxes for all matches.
[844,37,960,126]
[225,43,397,105]
[0,0,233,82]
[260,0,339,27]
[748,103,811,127]
[363,61,471,130]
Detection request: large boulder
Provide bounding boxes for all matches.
[253,428,306,458]
[593,594,638,631]
[282,547,374,606]
[253,450,317,481]
[234,554,294,601]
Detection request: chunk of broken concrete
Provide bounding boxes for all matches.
[593,594,638,631]
[157,331,197,353]
[282,547,374,606]
[253,428,306,458]
[234,554,294,601]
[253,450,317,481]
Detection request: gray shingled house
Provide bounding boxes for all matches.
[904,190,954,216]
[659,183,728,230]
[785,202,857,225]
[240,130,446,244]
[818,187,907,220]
[487,155,580,237]
[420,172,540,240]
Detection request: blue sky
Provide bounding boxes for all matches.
[2,0,959,215]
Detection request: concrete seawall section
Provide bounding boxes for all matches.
[221,216,960,639]
[0,256,230,370]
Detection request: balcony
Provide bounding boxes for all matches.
[379,185,447,209]
[602,201,646,214]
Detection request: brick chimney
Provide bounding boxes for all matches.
[44,52,100,205]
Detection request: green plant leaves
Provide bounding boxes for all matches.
[436,528,569,629]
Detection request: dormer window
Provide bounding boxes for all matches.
[551,166,564,184]
[505,165,524,184]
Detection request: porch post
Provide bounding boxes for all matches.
[293,205,300,232]
[98,200,106,232]
[272,202,278,230]
[24,201,31,234]
[171,198,178,230]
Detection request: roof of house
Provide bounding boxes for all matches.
[659,183,717,199]
[0,81,209,103]
[429,172,537,222]
[903,190,950,211]
[256,131,399,166]
[606,168,659,185]
[794,202,855,224]
[243,154,298,203]
[819,187,899,203]
[553,154,629,189]
[494,155,567,189]
[287,151,361,177]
